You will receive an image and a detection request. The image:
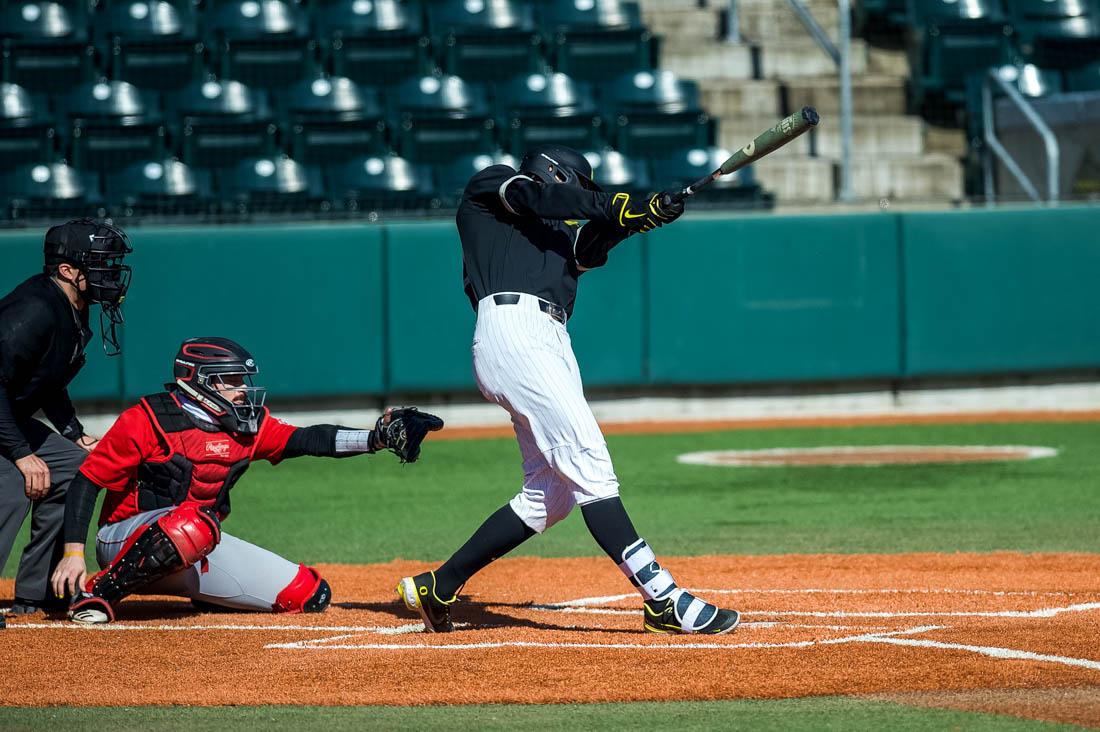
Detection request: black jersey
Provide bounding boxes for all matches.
[456,165,633,317]
[0,274,91,459]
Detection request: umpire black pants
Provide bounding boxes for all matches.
[0,419,86,604]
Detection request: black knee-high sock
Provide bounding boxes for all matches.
[434,504,536,599]
[580,496,641,561]
[582,497,681,602]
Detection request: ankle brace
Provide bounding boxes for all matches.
[617,539,677,601]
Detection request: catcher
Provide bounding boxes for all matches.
[50,337,443,624]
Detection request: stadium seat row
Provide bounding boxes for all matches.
[0,70,713,169]
[0,148,772,222]
[0,0,656,91]
[858,0,1100,117]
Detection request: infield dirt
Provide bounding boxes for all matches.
[3,553,1099,727]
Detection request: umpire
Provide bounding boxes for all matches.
[0,219,132,615]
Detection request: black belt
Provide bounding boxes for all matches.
[492,293,567,324]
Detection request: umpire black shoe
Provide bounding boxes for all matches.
[8,596,68,615]
[397,571,456,633]
[643,591,740,635]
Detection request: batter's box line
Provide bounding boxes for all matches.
[547,588,1090,608]
[263,624,944,651]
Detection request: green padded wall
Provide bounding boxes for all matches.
[902,207,1100,375]
[646,213,903,383]
[3,205,1099,400]
[118,224,386,398]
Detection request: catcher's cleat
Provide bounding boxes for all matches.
[396,571,456,632]
[68,594,114,625]
[643,591,740,635]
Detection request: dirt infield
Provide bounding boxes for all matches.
[3,553,1099,725]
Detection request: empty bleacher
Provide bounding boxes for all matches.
[4,0,1094,221]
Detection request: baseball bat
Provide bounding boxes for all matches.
[664,106,820,205]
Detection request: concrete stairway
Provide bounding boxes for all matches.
[639,0,966,205]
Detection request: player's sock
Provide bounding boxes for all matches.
[581,497,679,601]
[434,504,536,599]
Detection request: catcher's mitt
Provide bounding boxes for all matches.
[373,407,444,463]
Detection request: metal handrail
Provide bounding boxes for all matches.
[786,0,853,201]
[982,69,1061,204]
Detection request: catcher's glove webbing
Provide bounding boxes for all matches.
[373,407,444,463]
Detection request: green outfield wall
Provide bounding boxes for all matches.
[1,205,1098,401]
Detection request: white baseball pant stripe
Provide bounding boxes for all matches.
[473,292,619,533]
[95,507,300,611]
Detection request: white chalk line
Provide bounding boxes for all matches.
[550,588,1086,608]
[263,626,943,651]
[865,636,1100,672]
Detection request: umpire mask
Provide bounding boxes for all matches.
[44,219,133,356]
[519,145,603,192]
[172,337,267,435]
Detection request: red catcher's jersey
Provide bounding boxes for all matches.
[80,392,298,525]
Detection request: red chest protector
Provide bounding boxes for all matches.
[135,392,265,518]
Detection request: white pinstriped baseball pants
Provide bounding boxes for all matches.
[473,293,620,533]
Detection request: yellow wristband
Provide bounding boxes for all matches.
[63,551,84,558]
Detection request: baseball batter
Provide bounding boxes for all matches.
[52,337,442,623]
[398,145,740,635]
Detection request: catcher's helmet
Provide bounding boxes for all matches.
[519,145,602,191]
[172,337,266,435]
[44,218,133,356]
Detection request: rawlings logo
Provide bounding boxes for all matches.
[205,440,231,457]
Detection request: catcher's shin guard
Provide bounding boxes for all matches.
[70,504,221,624]
[273,565,331,614]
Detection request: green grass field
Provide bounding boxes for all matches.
[5,419,1099,728]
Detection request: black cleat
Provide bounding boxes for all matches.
[396,571,456,633]
[643,592,740,635]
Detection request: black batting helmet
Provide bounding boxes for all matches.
[172,337,266,435]
[519,145,602,191]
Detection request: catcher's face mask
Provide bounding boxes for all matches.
[173,338,266,435]
[44,219,133,356]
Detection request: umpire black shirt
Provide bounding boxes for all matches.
[457,165,633,317]
[0,274,90,461]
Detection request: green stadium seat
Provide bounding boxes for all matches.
[206,0,317,88]
[0,82,56,166]
[1,1,96,92]
[964,63,1062,145]
[1004,0,1100,68]
[427,0,544,82]
[495,72,603,154]
[317,0,432,86]
[215,155,325,214]
[390,74,495,163]
[105,158,213,217]
[651,146,773,208]
[99,0,205,90]
[601,70,711,157]
[854,0,909,38]
[62,80,167,172]
[168,78,276,166]
[905,0,1015,116]
[280,75,388,163]
[581,148,650,193]
[541,0,653,82]
[1,161,102,220]
[433,150,518,205]
[325,153,438,211]
[1065,60,1100,90]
